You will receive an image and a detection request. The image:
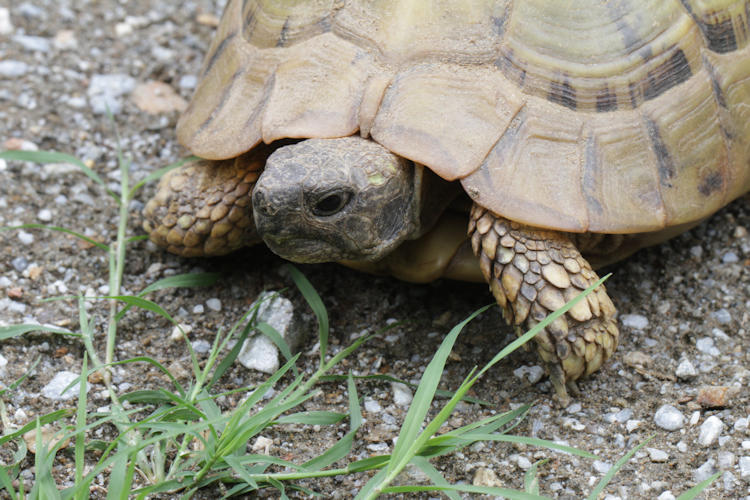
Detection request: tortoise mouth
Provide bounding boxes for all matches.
[262,234,366,263]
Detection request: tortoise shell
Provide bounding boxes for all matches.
[177,0,750,234]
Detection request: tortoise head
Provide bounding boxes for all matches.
[252,137,420,263]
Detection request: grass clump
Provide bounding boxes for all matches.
[0,144,719,498]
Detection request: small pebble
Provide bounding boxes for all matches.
[690,411,700,426]
[734,226,748,238]
[712,309,732,325]
[11,256,28,272]
[566,402,582,413]
[677,441,688,453]
[623,350,652,368]
[697,416,724,446]
[693,458,717,483]
[593,460,612,474]
[654,405,685,431]
[391,382,413,407]
[179,74,197,89]
[696,386,731,408]
[170,323,192,341]
[37,209,52,222]
[0,60,28,78]
[191,339,211,354]
[695,337,720,356]
[0,7,12,35]
[510,454,532,470]
[734,417,748,433]
[53,30,77,50]
[0,353,7,377]
[472,468,502,488]
[251,436,273,454]
[647,447,669,462]
[41,371,87,400]
[12,34,51,52]
[657,492,676,500]
[205,298,222,311]
[18,230,34,245]
[87,73,136,114]
[675,358,698,379]
[513,364,544,384]
[721,252,739,263]
[192,304,204,314]
[717,451,736,469]
[626,419,642,433]
[689,245,703,259]
[364,398,382,413]
[621,314,649,330]
[739,456,750,479]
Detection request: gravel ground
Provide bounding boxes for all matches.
[1,1,749,498]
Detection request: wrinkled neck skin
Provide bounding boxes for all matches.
[251,136,457,264]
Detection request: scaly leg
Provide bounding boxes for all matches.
[142,148,269,257]
[468,205,619,403]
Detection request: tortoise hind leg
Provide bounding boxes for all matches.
[143,149,268,257]
[468,205,619,403]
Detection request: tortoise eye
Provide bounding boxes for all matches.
[312,191,351,217]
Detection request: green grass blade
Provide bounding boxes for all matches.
[0,223,110,251]
[387,305,490,475]
[0,356,41,398]
[284,264,329,363]
[0,150,114,201]
[137,272,221,296]
[107,295,176,324]
[274,411,347,426]
[586,434,654,500]
[381,484,550,499]
[0,410,73,446]
[676,472,721,500]
[0,466,19,500]
[410,456,461,500]
[525,459,549,494]
[301,375,361,471]
[74,355,88,500]
[115,272,221,321]
[0,324,77,341]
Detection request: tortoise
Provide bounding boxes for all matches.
[144,0,750,401]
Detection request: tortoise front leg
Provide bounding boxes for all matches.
[143,150,266,257]
[468,204,619,403]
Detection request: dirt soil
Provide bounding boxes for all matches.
[1,1,749,499]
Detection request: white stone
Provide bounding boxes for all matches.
[170,323,192,341]
[656,492,676,500]
[739,456,750,479]
[593,460,612,474]
[251,436,273,455]
[621,314,649,330]
[626,419,642,433]
[734,417,749,433]
[391,382,413,406]
[12,34,50,52]
[41,371,88,400]
[690,411,700,426]
[17,230,33,245]
[695,337,720,356]
[698,416,724,446]
[238,291,298,374]
[364,398,382,413]
[693,458,717,483]
[0,8,13,35]
[87,73,136,115]
[191,339,211,354]
[37,208,52,222]
[654,405,685,431]
[717,451,736,469]
[647,448,669,462]
[205,298,222,311]
[675,358,698,379]
[513,364,544,384]
[0,353,7,378]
